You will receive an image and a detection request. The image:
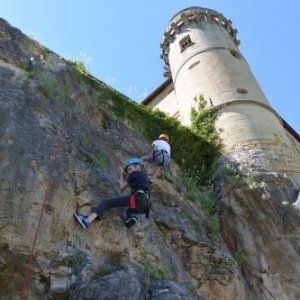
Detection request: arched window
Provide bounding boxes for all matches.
[180,35,193,52]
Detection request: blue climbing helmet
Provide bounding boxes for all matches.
[124,157,141,172]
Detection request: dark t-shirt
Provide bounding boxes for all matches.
[127,170,150,192]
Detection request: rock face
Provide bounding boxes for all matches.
[217,155,300,300]
[0,18,299,300]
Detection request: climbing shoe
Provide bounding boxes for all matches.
[74,212,89,229]
[125,216,138,228]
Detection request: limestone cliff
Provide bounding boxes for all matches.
[0,18,299,300]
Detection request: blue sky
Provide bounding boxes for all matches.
[1,1,299,132]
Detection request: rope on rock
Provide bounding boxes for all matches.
[20,139,60,300]
[244,265,278,300]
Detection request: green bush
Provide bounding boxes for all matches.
[67,59,90,76]
[79,149,109,168]
[139,254,170,280]
[208,213,220,241]
[95,90,221,184]
[38,72,56,97]
[67,61,222,184]
[190,95,220,145]
[233,249,247,267]
[198,187,216,213]
[180,172,216,213]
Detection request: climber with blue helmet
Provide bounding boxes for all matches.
[74,157,152,229]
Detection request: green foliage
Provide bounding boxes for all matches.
[241,176,257,188]
[223,163,262,188]
[68,72,223,184]
[93,89,221,184]
[69,67,224,242]
[63,61,226,243]
[260,181,267,188]
[139,254,170,280]
[223,163,238,177]
[190,95,221,145]
[199,187,216,213]
[180,172,216,213]
[79,149,109,167]
[18,61,34,73]
[281,200,289,207]
[180,172,201,202]
[38,72,56,97]
[0,30,9,39]
[92,150,109,167]
[91,267,112,280]
[67,59,90,76]
[208,213,220,241]
[67,59,108,92]
[57,81,68,101]
[233,249,247,267]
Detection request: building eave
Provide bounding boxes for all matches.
[282,119,300,143]
[142,80,300,144]
[141,78,173,106]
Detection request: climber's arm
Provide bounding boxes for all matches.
[119,167,128,190]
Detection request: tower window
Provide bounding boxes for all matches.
[179,35,193,52]
[237,88,248,94]
[173,111,180,119]
[189,60,200,70]
[230,49,241,59]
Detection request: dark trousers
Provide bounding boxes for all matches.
[94,194,149,219]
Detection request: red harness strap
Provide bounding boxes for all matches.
[151,151,156,162]
[129,193,136,209]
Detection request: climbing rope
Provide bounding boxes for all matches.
[20,137,61,300]
[243,265,278,300]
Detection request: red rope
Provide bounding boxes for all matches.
[20,144,59,300]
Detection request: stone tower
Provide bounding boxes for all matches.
[160,7,300,181]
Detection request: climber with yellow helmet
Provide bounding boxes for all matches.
[74,158,151,229]
[141,133,171,183]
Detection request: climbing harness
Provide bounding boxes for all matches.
[129,190,151,218]
[129,193,136,209]
[151,150,168,166]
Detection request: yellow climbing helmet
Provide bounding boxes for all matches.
[158,133,169,142]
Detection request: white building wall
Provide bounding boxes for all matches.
[156,7,300,178]
[145,84,179,119]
